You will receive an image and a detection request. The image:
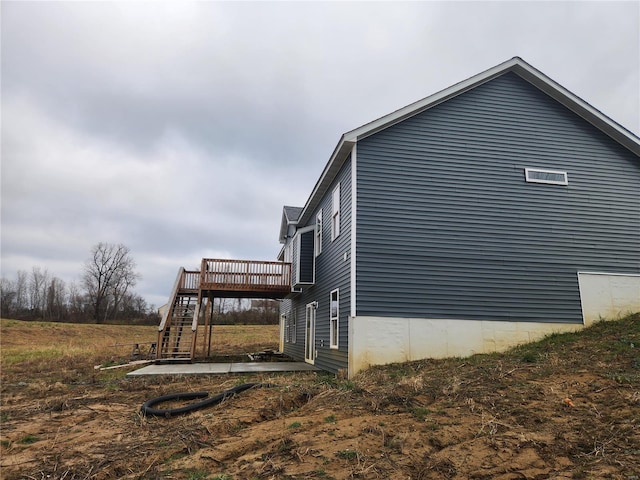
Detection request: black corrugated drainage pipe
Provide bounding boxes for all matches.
[141,382,271,417]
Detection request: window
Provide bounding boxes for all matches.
[330,289,339,349]
[315,210,323,256]
[283,314,289,343]
[294,227,315,286]
[305,303,316,362]
[291,310,297,343]
[331,183,340,240]
[525,168,568,185]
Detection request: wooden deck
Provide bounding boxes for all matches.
[158,259,292,361]
[175,259,292,298]
[201,258,291,298]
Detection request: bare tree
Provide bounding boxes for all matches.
[29,266,50,318]
[82,242,139,323]
[0,277,16,315]
[2,260,149,323]
[67,280,85,319]
[46,277,66,321]
[14,270,28,314]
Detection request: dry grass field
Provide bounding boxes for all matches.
[1,315,639,479]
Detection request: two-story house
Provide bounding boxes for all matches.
[278,57,640,377]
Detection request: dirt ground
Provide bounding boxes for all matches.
[1,316,639,480]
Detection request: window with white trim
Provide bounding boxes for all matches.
[291,310,297,343]
[315,210,323,256]
[283,314,289,343]
[330,289,339,349]
[331,183,340,240]
[525,168,568,185]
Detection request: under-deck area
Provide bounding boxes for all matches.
[157,259,292,361]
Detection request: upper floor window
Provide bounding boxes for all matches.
[525,168,568,186]
[330,289,339,349]
[331,183,341,241]
[315,210,323,256]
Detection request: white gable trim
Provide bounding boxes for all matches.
[350,143,357,318]
[297,57,640,227]
[344,57,640,155]
[298,139,354,226]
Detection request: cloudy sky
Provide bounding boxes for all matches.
[2,1,639,308]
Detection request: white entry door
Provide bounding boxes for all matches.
[305,303,316,364]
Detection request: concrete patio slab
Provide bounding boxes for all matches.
[228,362,318,373]
[126,362,319,377]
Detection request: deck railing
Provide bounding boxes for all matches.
[180,270,200,291]
[200,259,291,293]
[158,268,200,335]
[158,267,185,333]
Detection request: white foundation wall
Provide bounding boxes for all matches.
[348,272,640,377]
[348,316,586,377]
[577,272,640,326]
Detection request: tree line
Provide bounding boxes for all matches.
[1,242,158,325]
[208,298,280,325]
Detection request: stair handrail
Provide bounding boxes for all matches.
[190,291,203,358]
[158,267,186,333]
[191,296,201,333]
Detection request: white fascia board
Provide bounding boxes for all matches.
[510,61,640,157]
[297,58,521,227]
[279,208,301,244]
[298,138,355,226]
[295,224,317,236]
[343,57,640,156]
[350,143,357,318]
[298,57,640,226]
[343,57,524,143]
[279,209,289,244]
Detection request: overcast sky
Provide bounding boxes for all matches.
[2,1,639,309]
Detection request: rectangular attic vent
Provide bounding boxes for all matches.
[525,168,568,185]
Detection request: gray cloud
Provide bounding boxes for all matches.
[2,1,638,308]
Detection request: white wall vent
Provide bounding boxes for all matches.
[525,168,568,185]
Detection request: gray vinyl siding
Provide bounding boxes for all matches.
[280,297,289,340]
[281,257,306,360]
[281,236,304,359]
[283,156,352,373]
[356,72,640,323]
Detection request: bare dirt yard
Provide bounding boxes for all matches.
[1,315,639,480]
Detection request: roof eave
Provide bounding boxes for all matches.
[295,56,640,229]
[343,57,524,143]
[296,59,524,226]
[298,136,355,226]
[344,56,640,155]
[509,61,640,157]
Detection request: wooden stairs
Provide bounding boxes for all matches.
[156,259,291,361]
[157,268,201,361]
